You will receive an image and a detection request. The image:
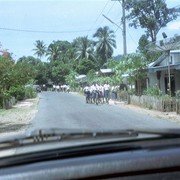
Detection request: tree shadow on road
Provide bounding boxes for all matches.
[0,122,27,133]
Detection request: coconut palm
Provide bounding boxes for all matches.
[93,26,116,66]
[74,36,95,61]
[46,42,60,61]
[33,40,46,59]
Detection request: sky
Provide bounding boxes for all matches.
[0,0,180,61]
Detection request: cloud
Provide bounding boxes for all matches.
[167,21,180,30]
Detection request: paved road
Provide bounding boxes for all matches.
[29,91,179,131]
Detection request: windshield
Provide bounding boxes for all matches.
[0,0,180,143]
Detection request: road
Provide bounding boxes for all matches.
[28,91,179,131]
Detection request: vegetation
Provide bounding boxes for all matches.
[0,52,37,109]
[1,0,179,108]
[93,26,116,66]
[144,86,163,97]
[125,0,180,42]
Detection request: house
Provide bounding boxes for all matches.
[99,68,114,76]
[75,74,87,85]
[148,50,180,96]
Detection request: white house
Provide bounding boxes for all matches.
[148,50,180,95]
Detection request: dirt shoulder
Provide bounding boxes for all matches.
[0,97,39,135]
[109,100,180,124]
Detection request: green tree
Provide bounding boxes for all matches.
[125,0,180,42]
[33,40,46,59]
[17,56,49,85]
[35,62,51,85]
[114,53,147,95]
[0,55,37,108]
[51,61,71,84]
[137,35,162,63]
[46,40,72,62]
[14,61,37,86]
[93,26,116,66]
[18,56,41,65]
[74,36,95,61]
[0,56,15,92]
[65,71,78,90]
[75,58,97,75]
[47,42,61,61]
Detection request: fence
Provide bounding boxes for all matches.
[116,91,180,114]
[116,91,131,104]
[130,95,179,113]
[176,99,180,114]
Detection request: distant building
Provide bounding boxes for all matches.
[75,75,87,85]
[99,68,114,76]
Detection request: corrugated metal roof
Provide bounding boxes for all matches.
[170,50,180,53]
[148,49,180,69]
[100,69,113,73]
[148,64,180,73]
[75,75,86,80]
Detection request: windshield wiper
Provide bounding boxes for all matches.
[0,129,138,150]
[0,128,180,150]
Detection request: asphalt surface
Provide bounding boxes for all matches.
[27,91,180,131]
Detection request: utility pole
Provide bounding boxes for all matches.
[111,0,127,55]
[162,32,171,96]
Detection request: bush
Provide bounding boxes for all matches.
[0,92,11,108]
[144,87,163,97]
[8,85,37,102]
[118,90,128,101]
[25,86,37,99]
[9,86,25,101]
[128,88,135,95]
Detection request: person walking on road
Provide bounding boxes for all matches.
[104,82,110,104]
[83,85,90,103]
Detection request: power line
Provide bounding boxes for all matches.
[98,1,117,27]
[0,27,97,34]
[87,0,110,33]
[106,1,116,15]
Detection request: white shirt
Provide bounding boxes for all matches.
[90,85,96,91]
[84,86,89,92]
[96,84,100,91]
[66,85,70,90]
[104,84,110,91]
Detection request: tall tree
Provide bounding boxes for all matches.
[46,42,60,61]
[18,56,41,65]
[74,36,95,61]
[93,26,116,66]
[137,34,162,63]
[125,0,180,42]
[33,40,46,59]
[46,40,71,62]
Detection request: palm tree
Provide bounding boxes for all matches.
[33,40,46,60]
[46,42,60,61]
[74,36,95,61]
[93,26,116,66]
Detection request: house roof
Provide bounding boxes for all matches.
[148,53,168,68]
[170,50,180,53]
[148,64,180,73]
[75,75,86,80]
[148,50,180,72]
[100,69,114,74]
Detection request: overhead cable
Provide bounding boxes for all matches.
[0,27,97,34]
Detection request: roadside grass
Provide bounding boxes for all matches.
[0,97,39,134]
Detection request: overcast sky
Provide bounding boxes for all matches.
[0,0,180,60]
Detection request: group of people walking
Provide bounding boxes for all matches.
[52,84,70,92]
[83,83,119,105]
